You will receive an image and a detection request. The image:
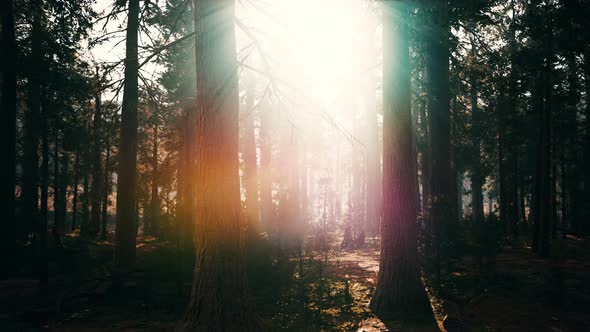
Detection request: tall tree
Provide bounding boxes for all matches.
[427,0,453,284]
[89,70,103,238]
[115,0,140,267]
[370,1,432,319]
[180,0,258,329]
[2,0,18,249]
[23,0,44,241]
[469,34,484,224]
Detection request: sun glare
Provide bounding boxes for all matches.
[236,0,380,108]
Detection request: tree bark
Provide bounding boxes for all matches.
[89,76,103,238]
[115,0,140,267]
[427,0,453,286]
[23,0,43,238]
[180,0,258,329]
[2,0,18,247]
[370,1,432,319]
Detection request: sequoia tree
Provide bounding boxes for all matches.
[180,0,258,330]
[370,1,432,319]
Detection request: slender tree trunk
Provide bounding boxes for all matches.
[149,122,159,236]
[90,77,103,238]
[533,19,553,256]
[115,0,140,267]
[39,104,49,288]
[242,79,260,234]
[2,0,18,248]
[470,35,484,224]
[370,1,432,319]
[101,132,111,240]
[259,98,273,232]
[81,171,90,234]
[71,149,80,231]
[181,1,258,329]
[52,127,63,248]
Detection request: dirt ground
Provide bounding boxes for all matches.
[2,233,590,331]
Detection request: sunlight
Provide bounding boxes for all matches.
[236,0,380,107]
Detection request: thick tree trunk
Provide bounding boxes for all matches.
[2,0,18,247]
[115,0,140,267]
[180,0,258,330]
[370,2,431,319]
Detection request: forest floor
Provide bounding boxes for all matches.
[2,232,590,331]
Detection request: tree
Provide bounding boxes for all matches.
[115,0,140,267]
[370,1,432,319]
[242,77,260,235]
[2,0,18,251]
[180,0,258,330]
[426,0,453,285]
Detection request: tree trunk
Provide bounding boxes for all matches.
[2,0,18,248]
[81,171,90,234]
[23,0,43,238]
[101,131,111,240]
[39,103,49,287]
[180,0,258,330]
[71,149,80,231]
[533,20,553,256]
[115,0,140,267]
[469,35,484,224]
[259,98,273,232]
[370,2,432,319]
[149,122,159,236]
[580,46,590,234]
[242,79,260,234]
[427,0,453,286]
[90,76,103,238]
[52,127,63,248]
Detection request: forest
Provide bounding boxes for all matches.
[2,0,590,331]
